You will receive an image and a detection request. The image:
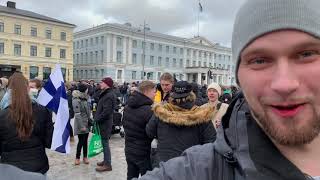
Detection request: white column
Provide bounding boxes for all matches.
[112,35,117,63]
[106,33,112,63]
[122,37,127,64]
[128,37,132,64]
[197,72,202,85]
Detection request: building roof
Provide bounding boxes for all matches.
[0,5,76,27]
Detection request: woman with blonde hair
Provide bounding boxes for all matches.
[0,72,53,175]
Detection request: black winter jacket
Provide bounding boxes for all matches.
[0,103,53,174]
[95,88,117,139]
[123,91,153,158]
[137,94,309,180]
[146,103,216,163]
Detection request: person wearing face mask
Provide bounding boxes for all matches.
[202,83,229,129]
[29,79,42,99]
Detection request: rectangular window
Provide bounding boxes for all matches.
[77,41,79,49]
[0,22,4,32]
[132,40,137,48]
[193,50,196,57]
[166,57,169,67]
[187,49,191,56]
[101,69,104,77]
[199,51,202,58]
[214,63,217,68]
[45,47,52,57]
[204,62,207,67]
[30,45,37,56]
[173,58,177,67]
[157,72,161,81]
[60,49,66,59]
[117,70,122,79]
[180,48,183,55]
[132,71,137,80]
[186,59,190,67]
[173,47,177,54]
[193,61,196,67]
[60,32,66,41]
[117,37,122,46]
[90,52,93,62]
[101,36,104,44]
[29,66,39,79]
[150,56,154,65]
[85,39,88,47]
[95,51,98,62]
[31,27,37,37]
[43,67,51,80]
[180,59,183,67]
[117,51,122,63]
[90,38,93,46]
[95,37,99,45]
[0,42,4,54]
[150,43,154,50]
[14,24,21,35]
[46,29,52,39]
[142,42,145,49]
[76,54,79,64]
[158,57,162,66]
[14,44,21,56]
[101,50,104,62]
[198,61,201,67]
[166,46,169,53]
[132,53,137,64]
[158,44,162,51]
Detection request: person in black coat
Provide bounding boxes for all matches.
[94,77,117,172]
[123,81,156,180]
[0,73,53,174]
[146,81,216,166]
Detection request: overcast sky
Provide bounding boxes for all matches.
[9,0,246,47]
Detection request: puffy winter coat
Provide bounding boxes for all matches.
[72,90,90,135]
[123,91,153,158]
[146,103,216,163]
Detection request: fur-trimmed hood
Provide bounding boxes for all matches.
[152,103,215,126]
[72,90,88,100]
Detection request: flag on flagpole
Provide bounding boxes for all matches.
[199,2,203,12]
[37,64,70,154]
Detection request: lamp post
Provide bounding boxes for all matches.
[140,20,149,80]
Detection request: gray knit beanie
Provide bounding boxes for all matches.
[232,0,320,83]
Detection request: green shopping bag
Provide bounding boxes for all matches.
[88,123,103,158]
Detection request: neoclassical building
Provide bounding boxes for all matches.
[73,23,235,85]
[0,1,75,81]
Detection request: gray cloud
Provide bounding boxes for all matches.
[10,0,246,47]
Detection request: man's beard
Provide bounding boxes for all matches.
[250,105,320,146]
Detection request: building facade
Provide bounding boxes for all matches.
[73,23,235,86]
[0,1,75,81]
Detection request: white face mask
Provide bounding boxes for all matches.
[29,88,39,98]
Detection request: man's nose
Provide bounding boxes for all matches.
[270,59,299,96]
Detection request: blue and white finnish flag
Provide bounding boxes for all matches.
[37,64,70,154]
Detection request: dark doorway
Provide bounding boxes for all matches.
[0,65,21,78]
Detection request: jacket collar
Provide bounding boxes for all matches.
[214,93,306,180]
[152,103,214,126]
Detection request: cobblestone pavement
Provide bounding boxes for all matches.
[47,134,127,180]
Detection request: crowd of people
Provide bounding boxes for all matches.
[1,0,320,179]
[0,69,240,179]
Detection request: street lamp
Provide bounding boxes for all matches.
[140,20,149,80]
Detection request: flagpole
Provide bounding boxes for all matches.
[198,0,200,37]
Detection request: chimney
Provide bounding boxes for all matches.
[7,1,16,9]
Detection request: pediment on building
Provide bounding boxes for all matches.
[188,36,216,47]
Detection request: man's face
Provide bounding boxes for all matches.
[238,30,320,146]
[160,80,173,93]
[207,89,219,102]
[100,82,108,90]
[144,87,156,101]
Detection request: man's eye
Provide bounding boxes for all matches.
[299,50,318,58]
[248,58,266,65]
